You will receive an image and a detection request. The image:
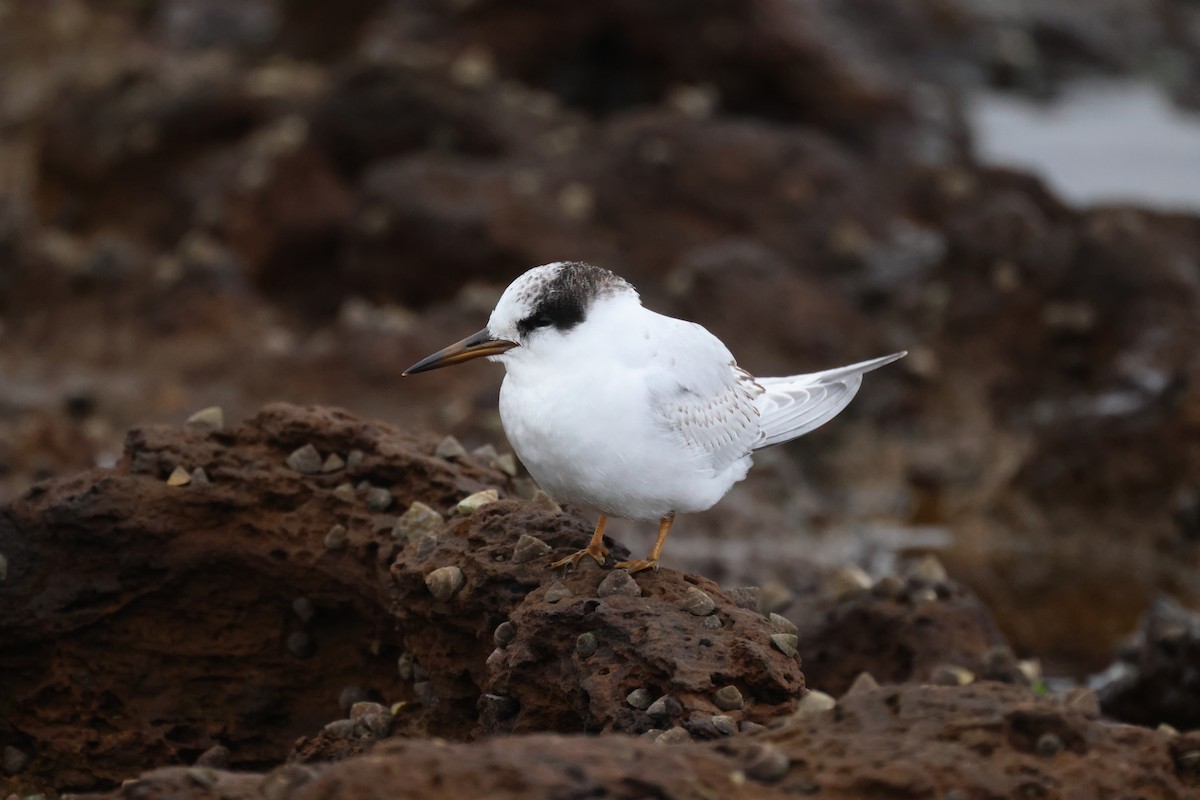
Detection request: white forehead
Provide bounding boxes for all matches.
[489,261,637,328]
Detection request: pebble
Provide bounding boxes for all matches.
[908,554,948,583]
[350,702,392,738]
[292,597,315,623]
[640,728,665,741]
[435,435,467,459]
[481,693,519,721]
[393,501,444,542]
[1017,658,1043,685]
[844,672,880,697]
[655,727,692,745]
[457,489,499,515]
[194,745,230,768]
[597,569,641,598]
[626,688,654,709]
[1035,732,1063,757]
[0,553,7,583]
[1157,723,1180,737]
[166,465,191,486]
[185,406,224,432]
[493,621,516,647]
[286,444,323,474]
[492,453,518,477]
[793,690,836,718]
[322,719,357,739]
[759,581,794,615]
[337,686,369,713]
[356,480,373,492]
[930,664,975,686]
[530,489,561,513]
[740,721,766,734]
[472,444,499,461]
[543,581,571,604]
[743,743,790,782]
[575,632,598,658]
[712,715,738,736]
[646,695,682,719]
[321,453,345,473]
[425,565,465,601]
[349,701,388,721]
[413,681,437,706]
[190,467,210,485]
[397,653,415,680]
[729,586,760,612]
[346,450,364,469]
[713,685,744,711]
[324,524,348,550]
[681,586,715,616]
[768,612,798,635]
[827,565,873,598]
[770,633,799,658]
[365,487,393,512]
[332,483,356,502]
[512,533,552,563]
[2,746,29,775]
[702,615,723,630]
[286,631,314,658]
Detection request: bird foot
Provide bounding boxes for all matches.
[613,558,659,574]
[549,543,609,571]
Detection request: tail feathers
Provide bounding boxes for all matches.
[753,352,905,450]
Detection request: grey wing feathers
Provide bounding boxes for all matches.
[753,352,906,450]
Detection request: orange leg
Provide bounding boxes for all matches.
[615,512,676,574]
[549,515,610,570]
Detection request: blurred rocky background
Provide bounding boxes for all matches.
[1,0,1199,792]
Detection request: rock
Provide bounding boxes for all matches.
[332,482,356,502]
[646,695,683,719]
[321,453,345,473]
[908,554,948,584]
[729,587,760,612]
[712,715,738,735]
[597,570,641,598]
[185,406,224,432]
[713,685,744,711]
[292,597,315,623]
[844,672,880,697]
[190,468,210,485]
[770,633,799,658]
[456,489,499,515]
[542,581,571,604]
[492,453,518,477]
[435,435,467,459]
[166,465,192,486]
[681,586,715,616]
[194,745,230,769]
[337,686,369,714]
[2,745,29,775]
[1035,732,1063,757]
[655,727,692,744]
[930,664,975,686]
[285,443,323,474]
[323,524,348,550]
[529,490,561,513]
[425,565,466,601]
[322,719,357,739]
[345,450,364,469]
[793,690,837,718]
[575,631,598,658]
[472,444,499,461]
[365,487,393,511]
[394,501,444,542]
[493,621,516,647]
[759,581,794,615]
[827,566,873,598]
[742,743,790,782]
[512,533,552,563]
[626,688,653,710]
[702,616,723,630]
[768,612,798,635]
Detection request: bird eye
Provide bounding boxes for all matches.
[518,313,555,335]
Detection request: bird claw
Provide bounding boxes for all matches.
[613,558,659,574]
[549,544,609,571]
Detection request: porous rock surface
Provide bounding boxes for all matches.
[100,684,1199,800]
[0,403,802,794]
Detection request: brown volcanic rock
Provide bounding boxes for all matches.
[792,573,1014,696]
[0,403,802,793]
[90,683,1195,800]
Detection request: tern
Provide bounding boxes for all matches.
[405,262,905,573]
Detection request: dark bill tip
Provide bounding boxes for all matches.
[403,328,518,375]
